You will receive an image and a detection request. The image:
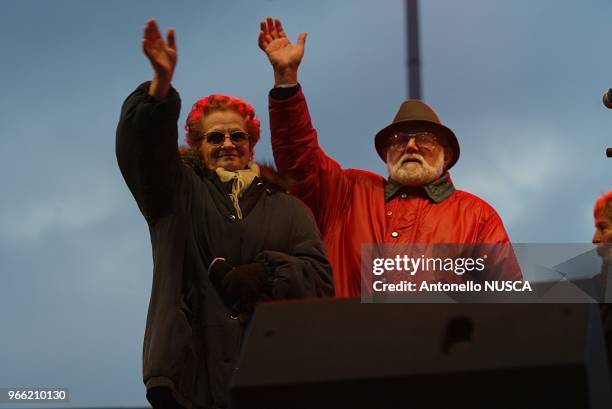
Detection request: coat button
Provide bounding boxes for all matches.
[400,193,407,199]
[391,231,399,238]
[229,214,236,221]
[386,211,393,217]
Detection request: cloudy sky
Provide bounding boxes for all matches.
[0,0,611,407]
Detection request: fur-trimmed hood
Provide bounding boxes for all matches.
[178,146,294,192]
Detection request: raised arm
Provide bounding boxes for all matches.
[258,17,305,87]
[259,17,352,231]
[116,20,182,225]
[142,19,177,98]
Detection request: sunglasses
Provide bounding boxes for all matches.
[387,131,440,152]
[204,130,250,146]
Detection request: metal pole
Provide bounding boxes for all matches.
[406,0,422,100]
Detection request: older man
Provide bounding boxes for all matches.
[258,17,521,297]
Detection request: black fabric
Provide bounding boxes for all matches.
[269,84,300,101]
[200,170,266,220]
[603,301,612,382]
[116,81,334,409]
[599,261,612,383]
[208,259,233,292]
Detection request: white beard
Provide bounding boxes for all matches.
[387,151,445,187]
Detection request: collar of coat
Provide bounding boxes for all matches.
[178,146,293,192]
[385,172,456,203]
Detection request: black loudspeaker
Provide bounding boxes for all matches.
[230,298,611,409]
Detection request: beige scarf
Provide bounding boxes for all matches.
[215,162,261,220]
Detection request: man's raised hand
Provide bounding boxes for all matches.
[258,17,306,86]
[142,19,177,98]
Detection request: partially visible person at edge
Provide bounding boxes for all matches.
[116,19,333,409]
[257,17,522,297]
[593,191,612,379]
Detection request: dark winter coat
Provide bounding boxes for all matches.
[116,82,334,409]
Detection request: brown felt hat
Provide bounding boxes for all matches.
[374,100,460,170]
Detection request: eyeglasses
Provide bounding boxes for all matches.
[387,132,440,152]
[203,130,250,146]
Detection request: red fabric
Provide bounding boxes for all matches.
[270,89,522,297]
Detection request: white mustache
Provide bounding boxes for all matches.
[399,153,425,164]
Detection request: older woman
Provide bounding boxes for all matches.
[116,20,333,409]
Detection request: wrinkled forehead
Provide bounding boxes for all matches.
[200,109,247,133]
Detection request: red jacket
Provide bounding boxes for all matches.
[270,87,522,297]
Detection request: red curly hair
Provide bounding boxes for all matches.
[184,94,261,147]
[594,190,612,219]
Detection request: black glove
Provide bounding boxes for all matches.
[208,259,269,305]
[147,387,183,409]
[221,262,269,304]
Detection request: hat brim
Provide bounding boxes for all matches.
[374,119,460,171]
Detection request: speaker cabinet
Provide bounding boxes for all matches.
[231,299,611,409]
